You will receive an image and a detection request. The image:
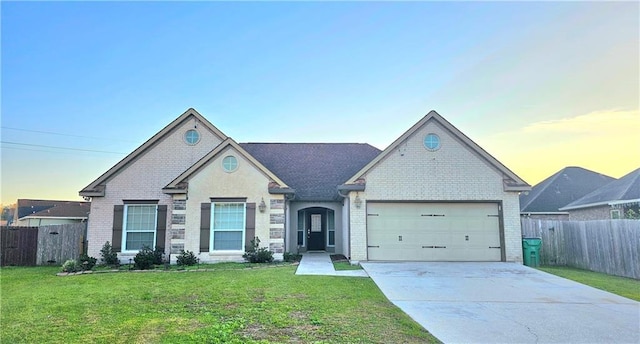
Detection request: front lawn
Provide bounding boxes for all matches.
[538,266,640,301]
[1,265,438,343]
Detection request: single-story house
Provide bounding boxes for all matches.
[11,199,90,227]
[520,166,615,220]
[559,168,640,220]
[80,108,530,263]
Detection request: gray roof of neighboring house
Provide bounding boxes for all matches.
[560,168,640,211]
[240,143,382,201]
[17,199,91,219]
[520,167,615,213]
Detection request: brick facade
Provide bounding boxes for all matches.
[349,120,524,262]
[86,117,223,260]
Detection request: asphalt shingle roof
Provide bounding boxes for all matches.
[560,168,640,210]
[240,143,381,201]
[17,199,91,219]
[519,167,615,213]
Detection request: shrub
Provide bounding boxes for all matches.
[133,245,156,270]
[153,246,164,265]
[243,237,274,263]
[283,252,302,262]
[61,259,80,273]
[177,250,198,266]
[100,241,119,266]
[78,254,97,270]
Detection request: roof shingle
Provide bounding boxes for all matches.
[240,143,381,201]
[520,167,615,213]
[560,168,640,210]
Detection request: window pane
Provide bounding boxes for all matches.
[213,203,244,230]
[328,230,335,246]
[126,232,154,250]
[328,210,335,230]
[297,231,304,246]
[297,211,304,230]
[214,231,242,250]
[126,205,156,231]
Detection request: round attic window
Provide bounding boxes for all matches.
[423,133,441,151]
[222,155,238,172]
[184,129,200,145]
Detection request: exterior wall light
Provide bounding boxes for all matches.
[354,194,363,208]
[258,198,267,213]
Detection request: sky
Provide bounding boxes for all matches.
[1,1,639,205]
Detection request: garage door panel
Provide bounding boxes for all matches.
[367,202,501,261]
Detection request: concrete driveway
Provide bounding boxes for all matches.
[361,262,639,344]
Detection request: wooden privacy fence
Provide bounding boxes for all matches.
[521,219,640,279]
[37,224,86,265]
[1,226,39,266]
[0,223,86,266]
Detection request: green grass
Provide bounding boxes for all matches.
[538,266,640,301]
[1,265,438,343]
[333,261,363,271]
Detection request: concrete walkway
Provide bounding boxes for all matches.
[295,252,368,277]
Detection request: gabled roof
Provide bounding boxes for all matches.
[520,167,615,213]
[344,110,530,191]
[560,168,640,211]
[240,143,381,201]
[80,108,227,197]
[163,139,290,193]
[17,199,90,219]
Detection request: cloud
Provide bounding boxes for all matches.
[478,109,640,185]
[521,109,640,135]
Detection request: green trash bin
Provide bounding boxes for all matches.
[522,237,542,267]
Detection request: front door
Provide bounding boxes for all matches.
[307,212,325,250]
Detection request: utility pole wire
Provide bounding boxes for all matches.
[1,141,126,154]
[1,126,136,142]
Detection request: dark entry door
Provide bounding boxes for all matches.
[307,212,325,250]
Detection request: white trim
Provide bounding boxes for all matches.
[19,216,88,220]
[560,198,640,211]
[520,212,569,215]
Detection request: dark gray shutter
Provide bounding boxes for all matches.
[155,205,167,250]
[200,203,211,252]
[245,203,256,250]
[112,205,124,252]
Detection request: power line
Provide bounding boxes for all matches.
[1,141,126,154]
[1,126,136,142]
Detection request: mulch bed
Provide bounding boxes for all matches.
[330,254,349,263]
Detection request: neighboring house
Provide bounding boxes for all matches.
[520,167,615,220]
[12,199,90,227]
[80,108,530,264]
[559,168,640,220]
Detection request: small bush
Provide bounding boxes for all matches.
[133,245,156,270]
[61,259,80,273]
[78,254,97,270]
[283,252,302,262]
[100,241,119,266]
[177,250,198,266]
[153,246,164,265]
[243,237,274,263]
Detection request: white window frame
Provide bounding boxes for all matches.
[122,204,158,253]
[297,210,306,247]
[210,202,246,252]
[327,209,335,247]
[610,209,621,219]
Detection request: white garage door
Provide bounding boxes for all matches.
[367,203,502,261]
